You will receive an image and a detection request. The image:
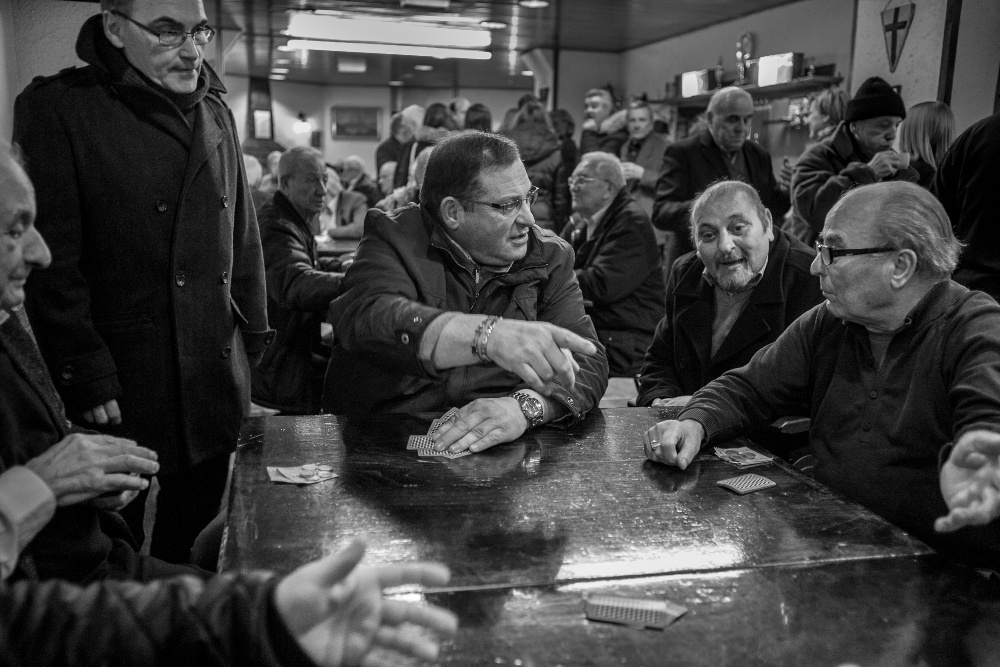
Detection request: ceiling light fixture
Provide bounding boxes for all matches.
[284,39,491,60]
[480,21,507,30]
[388,80,404,86]
[414,64,434,71]
[518,0,549,8]
[521,70,533,76]
[271,68,289,74]
[287,13,490,49]
[293,113,312,134]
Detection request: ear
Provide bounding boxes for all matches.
[103,11,126,49]
[889,248,918,288]
[762,209,775,241]
[439,197,464,231]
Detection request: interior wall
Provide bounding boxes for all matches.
[950,0,1000,133]
[0,1,18,142]
[850,0,945,107]
[622,0,856,100]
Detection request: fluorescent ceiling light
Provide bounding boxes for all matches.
[518,0,549,7]
[480,21,508,30]
[287,13,490,49]
[388,80,403,86]
[285,39,491,60]
[337,57,367,73]
[271,68,289,74]
[414,64,434,71]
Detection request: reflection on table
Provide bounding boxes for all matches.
[221,407,998,664]
[315,235,359,256]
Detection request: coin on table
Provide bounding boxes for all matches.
[301,464,317,471]
[317,465,333,472]
[316,470,333,478]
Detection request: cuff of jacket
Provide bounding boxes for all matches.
[635,387,679,407]
[675,405,718,447]
[242,328,277,358]
[512,380,587,425]
[0,467,57,581]
[58,366,123,416]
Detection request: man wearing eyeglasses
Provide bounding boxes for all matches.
[562,152,664,377]
[12,0,273,566]
[323,132,608,456]
[643,181,1000,567]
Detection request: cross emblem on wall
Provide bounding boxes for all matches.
[881,3,915,73]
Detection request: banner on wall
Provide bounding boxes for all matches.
[881,2,915,73]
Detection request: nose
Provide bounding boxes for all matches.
[25,227,52,270]
[718,229,735,253]
[809,251,824,276]
[515,200,535,227]
[179,34,201,60]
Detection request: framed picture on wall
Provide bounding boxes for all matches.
[331,106,381,140]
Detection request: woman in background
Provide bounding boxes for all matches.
[464,103,493,133]
[898,101,955,188]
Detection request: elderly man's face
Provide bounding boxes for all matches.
[569,161,613,219]
[396,120,416,144]
[810,201,897,328]
[453,162,535,266]
[105,0,208,94]
[850,116,902,159]
[0,163,51,311]
[707,93,754,153]
[694,192,773,292]
[378,162,396,196]
[627,107,654,140]
[584,95,611,124]
[282,157,328,218]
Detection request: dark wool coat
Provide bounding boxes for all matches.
[561,189,665,376]
[653,128,790,256]
[14,16,272,473]
[636,229,823,406]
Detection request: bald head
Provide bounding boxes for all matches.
[707,87,754,153]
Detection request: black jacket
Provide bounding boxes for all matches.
[653,128,789,256]
[636,229,823,405]
[562,189,665,376]
[506,121,570,230]
[252,192,343,414]
[14,15,272,473]
[932,111,1000,300]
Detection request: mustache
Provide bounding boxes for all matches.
[716,251,744,263]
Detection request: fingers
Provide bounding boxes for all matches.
[380,598,458,634]
[952,430,1000,467]
[99,473,151,492]
[550,328,597,357]
[105,399,122,425]
[542,343,576,390]
[313,537,368,588]
[91,405,109,425]
[373,562,451,590]
[81,409,96,424]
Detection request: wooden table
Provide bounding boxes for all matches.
[315,236,359,256]
[222,408,999,664]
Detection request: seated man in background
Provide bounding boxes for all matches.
[644,182,1000,567]
[619,101,673,260]
[792,76,918,240]
[340,155,381,209]
[318,165,368,240]
[324,132,608,455]
[252,147,346,415]
[653,87,789,257]
[562,152,663,376]
[636,181,822,407]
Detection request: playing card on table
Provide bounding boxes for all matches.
[267,463,338,484]
[584,595,687,630]
[717,473,777,495]
[714,446,774,468]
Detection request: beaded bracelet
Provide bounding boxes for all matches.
[472,315,502,363]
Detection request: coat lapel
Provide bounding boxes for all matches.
[673,265,714,376]
[181,100,226,201]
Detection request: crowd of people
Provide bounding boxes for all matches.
[2,0,1000,663]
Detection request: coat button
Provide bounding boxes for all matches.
[175,272,186,287]
[220,347,232,359]
[401,333,410,344]
[862,423,871,432]
[60,365,74,380]
[220,271,229,284]
[221,195,229,208]
[155,200,167,213]
[869,391,877,399]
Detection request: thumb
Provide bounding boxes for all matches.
[550,328,597,356]
[314,536,367,588]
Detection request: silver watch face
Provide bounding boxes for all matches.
[514,392,543,425]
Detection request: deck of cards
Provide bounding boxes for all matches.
[714,446,774,469]
[267,463,338,484]
[407,408,473,458]
[584,594,687,630]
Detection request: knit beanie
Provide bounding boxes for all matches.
[846,77,907,123]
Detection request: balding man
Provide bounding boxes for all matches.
[637,180,822,408]
[653,87,789,257]
[340,155,380,208]
[562,152,664,376]
[644,182,1000,567]
[580,88,629,156]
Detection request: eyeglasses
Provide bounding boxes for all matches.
[111,10,215,47]
[568,174,607,188]
[464,186,539,217]
[815,243,895,266]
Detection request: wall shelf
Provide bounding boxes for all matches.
[652,74,843,110]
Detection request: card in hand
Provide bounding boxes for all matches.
[407,435,435,450]
[417,447,472,458]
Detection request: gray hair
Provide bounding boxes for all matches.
[689,180,769,245]
[584,88,613,109]
[707,87,753,116]
[832,182,961,280]
[277,146,323,188]
[577,152,625,191]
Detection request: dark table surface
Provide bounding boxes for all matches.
[221,408,1000,664]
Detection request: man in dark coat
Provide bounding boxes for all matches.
[932,110,1000,301]
[13,2,273,564]
[653,87,789,257]
[562,152,664,376]
[341,155,381,209]
[636,181,822,407]
[376,111,415,173]
[579,88,629,156]
[792,76,918,243]
[252,148,344,414]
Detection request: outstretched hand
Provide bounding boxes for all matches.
[936,430,1000,533]
[486,320,594,396]
[275,536,458,667]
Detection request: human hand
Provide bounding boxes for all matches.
[88,488,141,511]
[23,433,158,506]
[486,320,595,395]
[620,162,644,181]
[82,399,122,425]
[650,396,692,408]
[431,397,528,454]
[935,430,1000,533]
[867,150,901,179]
[275,536,457,667]
[642,419,704,470]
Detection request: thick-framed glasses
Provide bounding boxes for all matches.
[111,10,215,47]
[464,185,539,217]
[568,174,607,188]
[815,243,895,265]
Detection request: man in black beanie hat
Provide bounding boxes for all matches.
[790,76,918,236]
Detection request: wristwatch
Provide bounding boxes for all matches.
[511,391,544,429]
